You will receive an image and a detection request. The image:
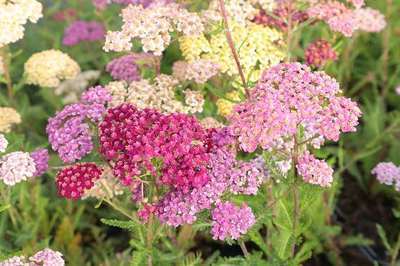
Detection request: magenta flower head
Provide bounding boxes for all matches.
[56,163,103,200]
[99,104,210,191]
[63,20,105,46]
[30,148,49,176]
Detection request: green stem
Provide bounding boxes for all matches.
[291,137,300,257]
[147,215,154,266]
[239,240,249,257]
[0,46,14,100]
[391,232,400,266]
[104,198,136,221]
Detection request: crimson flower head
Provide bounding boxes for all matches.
[56,163,103,200]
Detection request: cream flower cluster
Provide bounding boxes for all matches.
[0,107,21,133]
[179,22,284,85]
[24,50,81,88]
[104,3,204,55]
[105,76,204,114]
[172,59,220,84]
[203,0,257,25]
[0,0,43,47]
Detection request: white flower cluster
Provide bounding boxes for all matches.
[104,3,204,55]
[0,0,43,47]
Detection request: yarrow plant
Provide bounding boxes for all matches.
[2,0,393,265]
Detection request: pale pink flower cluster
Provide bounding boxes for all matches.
[296,151,333,187]
[0,248,64,266]
[0,134,7,153]
[372,162,400,191]
[230,63,361,187]
[211,202,255,240]
[173,60,220,84]
[104,3,204,55]
[0,151,36,186]
[307,1,386,37]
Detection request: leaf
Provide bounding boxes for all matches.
[130,250,146,266]
[100,218,140,232]
[0,204,10,213]
[248,230,268,255]
[376,224,392,252]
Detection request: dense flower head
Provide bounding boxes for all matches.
[179,22,284,85]
[0,151,36,186]
[29,248,65,266]
[56,163,103,199]
[172,59,220,84]
[155,141,266,227]
[24,50,80,88]
[230,62,361,153]
[305,39,337,67]
[372,162,400,191]
[106,55,141,82]
[63,20,105,46]
[55,70,101,104]
[0,0,43,47]
[0,255,26,266]
[105,75,203,114]
[0,134,7,153]
[296,151,333,187]
[0,107,21,133]
[47,104,93,163]
[307,1,386,37]
[104,3,204,55]
[211,202,255,240]
[203,0,257,26]
[80,86,112,105]
[99,104,210,191]
[30,148,49,176]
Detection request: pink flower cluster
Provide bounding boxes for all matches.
[296,151,333,187]
[211,202,255,241]
[99,104,210,191]
[56,163,103,199]
[1,248,64,266]
[305,39,337,67]
[47,86,111,163]
[307,1,386,37]
[372,162,400,191]
[30,148,49,176]
[63,21,105,46]
[230,63,361,186]
[230,63,361,153]
[106,54,141,82]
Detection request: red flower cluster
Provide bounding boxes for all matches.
[56,163,103,199]
[305,39,337,67]
[99,104,210,192]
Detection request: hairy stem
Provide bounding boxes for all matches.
[381,0,392,99]
[286,3,293,62]
[147,215,154,266]
[291,137,300,257]
[239,240,249,257]
[218,0,249,97]
[104,198,136,221]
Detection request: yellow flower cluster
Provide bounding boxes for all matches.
[24,50,80,88]
[179,22,284,85]
[0,0,43,47]
[0,107,21,133]
[216,91,242,117]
